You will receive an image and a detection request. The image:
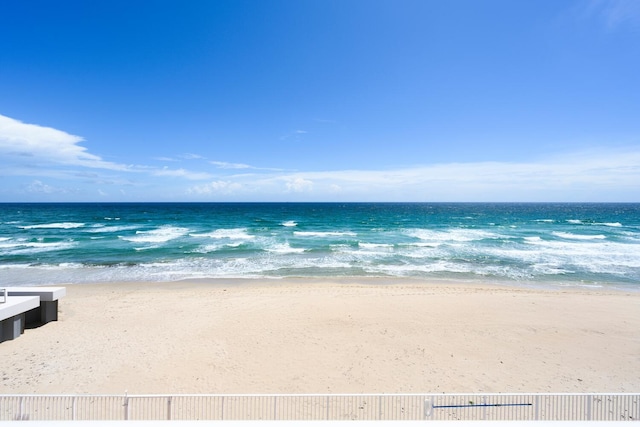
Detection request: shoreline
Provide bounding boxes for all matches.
[1,278,639,394]
[21,276,640,294]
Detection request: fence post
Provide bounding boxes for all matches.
[18,396,24,421]
[123,394,129,420]
[273,395,277,420]
[167,396,172,420]
[326,396,329,420]
[424,398,433,419]
[221,396,225,420]
[72,396,76,421]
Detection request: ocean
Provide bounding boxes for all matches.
[1,203,639,289]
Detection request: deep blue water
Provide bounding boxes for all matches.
[1,203,639,289]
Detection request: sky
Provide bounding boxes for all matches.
[1,0,639,202]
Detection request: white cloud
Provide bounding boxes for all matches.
[2,114,638,202]
[0,114,221,189]
[210,161,252,169]
[26,180,64,194]
[183,147,640,201]
[153,167,214,180]
[180,153,206,160]
[187,180,243,195]
[0,114,128,171]
[285,177,313,193]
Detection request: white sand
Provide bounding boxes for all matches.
[1,279,639,394]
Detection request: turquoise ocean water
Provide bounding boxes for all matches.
[0,203,639,289]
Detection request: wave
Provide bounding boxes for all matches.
[565,219,622,228]
[18,222,85,229]
[364,260,471,276]
[405,228,502,243]
[552,232,606,240]
[266,243,306,254]
[0,240,77,255]
[2,202,639,287]
[189,228,255,240]
[86,225,140,233]
[2,236,639,285]
[191,242,246,253]
[359,243,394,249]
[120,226,190,244]
[294,231,357,237]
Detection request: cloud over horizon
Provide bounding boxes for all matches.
[0,114,127,171]
[183,147,640,202]
[0,114,213,189]
[1,113,639,202]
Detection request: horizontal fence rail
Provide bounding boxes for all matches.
[0,393,638,421]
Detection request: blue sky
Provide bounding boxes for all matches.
[1,0,639,202]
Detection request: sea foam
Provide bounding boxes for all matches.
[552,232,606,240]
[120,226,190,244]
[190,228,255,240]
[18,222,85,229]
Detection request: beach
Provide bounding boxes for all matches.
[1,279,639,394]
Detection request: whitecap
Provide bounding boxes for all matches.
[359,243,394,250]
[282,221,298,227]
[267,243,305,254]
[189,243,223,253]
[405,228,501,243]
[399,241,441,248]
[552,232,606,240]
[120,226,189,244]
[0,240,78,255]
[19,222,85,229]
[87,225,140,233]
[294,231,357,237]
[189,228,255,240]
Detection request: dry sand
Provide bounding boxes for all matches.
[1,279,639,394]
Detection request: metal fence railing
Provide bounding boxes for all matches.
[1,393,638,421]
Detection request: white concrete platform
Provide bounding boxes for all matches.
[6,286,66,301]
[5,287,66,325]
[0,295,40,342]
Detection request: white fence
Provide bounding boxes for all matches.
[1,393,638,421]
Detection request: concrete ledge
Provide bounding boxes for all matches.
[6,287,66,302]
[6,287,66,324]
[0,296,40,342]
